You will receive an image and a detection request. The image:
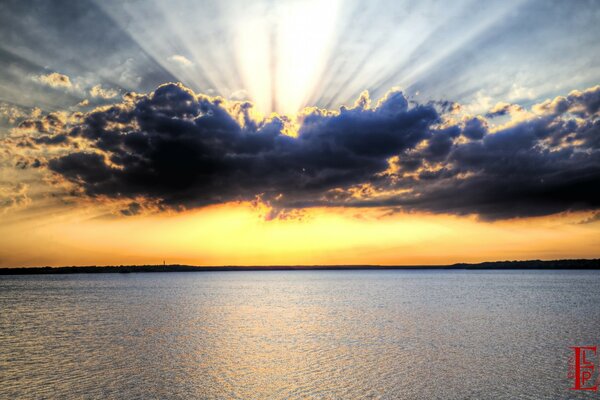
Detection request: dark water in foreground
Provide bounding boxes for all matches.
[1,270,600,399]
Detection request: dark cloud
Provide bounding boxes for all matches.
[44,83,438,209]
[462,117,487,140]
[16,82,600,220]
[120,202,142,216]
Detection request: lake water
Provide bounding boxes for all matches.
[1,270,600,399]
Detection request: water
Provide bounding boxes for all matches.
[1,270,599,399]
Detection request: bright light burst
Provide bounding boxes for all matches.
[93,0,531,115]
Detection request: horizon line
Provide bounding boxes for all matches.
[1,258,599,275]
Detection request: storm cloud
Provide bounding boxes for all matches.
[16,83,600,220]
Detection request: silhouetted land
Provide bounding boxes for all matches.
[0,259,599,275]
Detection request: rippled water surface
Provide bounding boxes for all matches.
[1,270,600,399]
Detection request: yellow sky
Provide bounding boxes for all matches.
[1,202,599,267]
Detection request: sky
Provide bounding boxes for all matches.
[0,0,599,267]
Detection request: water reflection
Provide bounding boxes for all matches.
[1,270,600,399]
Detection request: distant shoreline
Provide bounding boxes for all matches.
[0,259,599,275]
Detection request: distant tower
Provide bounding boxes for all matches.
[163,260,165,266]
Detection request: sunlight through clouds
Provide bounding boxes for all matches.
[0,0,599,267]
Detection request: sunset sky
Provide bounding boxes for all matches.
[0,0,599,267]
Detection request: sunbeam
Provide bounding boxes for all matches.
[234,0,341,114]
[0,0,585,117]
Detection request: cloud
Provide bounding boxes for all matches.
[462,117,487,140]
[533,85,600,117]
[89,84,118,99]
[167,55,193,67]
[32,72,72,89]
[507,84,536,102]
[30,73,119,103]
[9,82,600,220]
[40,83,437,211]
[579,212,600,225]
[0,103,37,125]
[486,102,525,118]
[0,183,31,213]
[120,201,142,216]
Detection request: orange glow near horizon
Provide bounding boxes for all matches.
[1,202,599,268]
